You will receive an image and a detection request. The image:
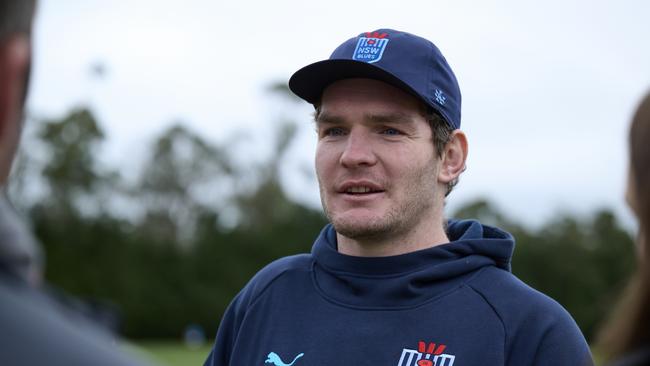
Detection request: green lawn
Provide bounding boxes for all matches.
[131,340,212,366]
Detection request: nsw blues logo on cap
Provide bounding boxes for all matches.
[352,32,389,63]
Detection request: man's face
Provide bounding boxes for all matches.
[315,78,443,241]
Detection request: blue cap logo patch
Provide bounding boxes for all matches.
[353,32,389,64]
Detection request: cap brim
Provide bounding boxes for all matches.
[288,59,425,106]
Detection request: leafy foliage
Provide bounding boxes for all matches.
[12,100,635,341]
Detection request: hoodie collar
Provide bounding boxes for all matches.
[310,220,515,309]
[312,219,514,276]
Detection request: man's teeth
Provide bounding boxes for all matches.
[347,186,373,193]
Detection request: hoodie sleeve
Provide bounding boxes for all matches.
[203,290,246,366]
[203,255,309,366]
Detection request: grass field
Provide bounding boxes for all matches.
[131,341,212,366]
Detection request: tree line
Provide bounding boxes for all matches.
[9,88,635,341]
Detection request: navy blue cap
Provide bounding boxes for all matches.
[289,29,462,129]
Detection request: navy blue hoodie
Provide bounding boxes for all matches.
[204,220,593,366]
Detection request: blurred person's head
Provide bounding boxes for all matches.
[628,92,650,257]
[0,0,36,187]
[0,1,41,286]
[598,91,650,361]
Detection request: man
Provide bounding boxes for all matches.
[204,29,593,366]
[0,2,150,364]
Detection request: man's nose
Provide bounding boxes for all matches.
[339,130,377,168]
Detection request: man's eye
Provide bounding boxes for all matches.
[381,128,402,136]
[323,127,345,137]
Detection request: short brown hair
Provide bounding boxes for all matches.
[425,109,457,197]
[426,109,453,157]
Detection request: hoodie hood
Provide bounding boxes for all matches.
[311,219,515,309]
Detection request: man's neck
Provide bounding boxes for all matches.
[336,221,450,257]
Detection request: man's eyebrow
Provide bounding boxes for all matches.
[314,112,343,125]
[315,111,418,125]
[365,112,418,124]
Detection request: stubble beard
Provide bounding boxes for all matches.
[319,162,439,244]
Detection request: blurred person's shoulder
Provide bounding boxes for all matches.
[607,349,650,366]
[0,272,151,366]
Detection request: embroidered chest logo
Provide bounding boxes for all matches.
[264,351,304,366]
[352,31,390,63]
[397,341,456,366]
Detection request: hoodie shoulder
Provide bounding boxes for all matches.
[466,267,592,365]
[467,266,563,315]
[239,254,313,305]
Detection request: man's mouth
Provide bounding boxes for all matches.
[344,186,383,195]
[337,181,385,196]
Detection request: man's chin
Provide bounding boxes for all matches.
[330,217,393,241]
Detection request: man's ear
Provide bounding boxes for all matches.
[437,130,468,184]
[0,35,31,185]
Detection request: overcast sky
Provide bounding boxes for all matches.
[26,0,650,228]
